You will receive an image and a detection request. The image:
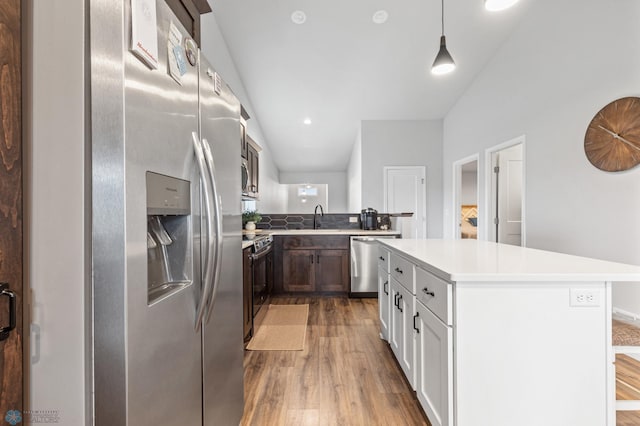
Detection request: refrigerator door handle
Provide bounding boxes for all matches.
[192,132,215,331]
[201,138,224,324]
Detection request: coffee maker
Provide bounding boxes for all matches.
[360,208,378,230]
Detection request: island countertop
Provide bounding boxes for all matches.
[379,239,640,282]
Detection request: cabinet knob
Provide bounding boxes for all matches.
[422,288,435,297]
[379,256,385,261]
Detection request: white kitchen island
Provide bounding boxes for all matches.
[377,239,640,426]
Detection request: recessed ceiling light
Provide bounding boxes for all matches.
[303,118,312,125]
[291,10,306,24]
[372,10,389,24]
[484,0,520,12]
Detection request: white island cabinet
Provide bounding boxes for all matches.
[378,239,640,426]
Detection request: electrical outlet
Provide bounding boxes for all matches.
[349,216,358,223]
[570,289,600,307]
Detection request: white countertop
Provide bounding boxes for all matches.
[379,239,640,282]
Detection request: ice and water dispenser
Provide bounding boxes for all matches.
[146,172,192,304]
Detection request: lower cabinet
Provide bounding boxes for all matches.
[382,247,452,424]
[277,235,350,293]
[390,278,416,389]
[378,265,390,341]
[415,300,453,426]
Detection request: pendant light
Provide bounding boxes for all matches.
[484,0,520,12]
[431,0,456,75]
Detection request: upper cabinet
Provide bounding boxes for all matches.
[240,106,249,159]
[245,136,260,199]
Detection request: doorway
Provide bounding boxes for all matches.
[453,155,479,240]
[383,166,426,239]
[486,137,525,246]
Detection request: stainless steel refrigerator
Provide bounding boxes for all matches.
[91,1,243,424]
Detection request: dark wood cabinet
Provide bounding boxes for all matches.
[240,121,248,159]
[247,141,259,197]
[276,235,350,294]
[242,247,253,341]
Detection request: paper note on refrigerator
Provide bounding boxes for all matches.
[131,0,159,69]
[168,22,186,84]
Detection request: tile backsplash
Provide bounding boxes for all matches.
[255,213,390,230]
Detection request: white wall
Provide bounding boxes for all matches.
[284,184,329,213]
[347,126,362,211]
[461,171,477,205]
[361,120,443,238]
[27,0,87,423]
[279,171,348,212]
[442,0,640,314]
[200,14,285,214]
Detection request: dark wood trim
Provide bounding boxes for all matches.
[0,0,23,415]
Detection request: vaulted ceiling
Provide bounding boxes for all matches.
[211,0,530,172]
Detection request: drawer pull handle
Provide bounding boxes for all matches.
[422,288,435,297]
[394,267,403,274]
[398,295,403,313]
[383,281,389,295]
[394,292,399,308]
[413,312,420,333]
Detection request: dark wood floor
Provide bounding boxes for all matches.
[241,296,640,425]
[240,296,430,425]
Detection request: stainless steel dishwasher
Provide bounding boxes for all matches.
[349,235,399,297]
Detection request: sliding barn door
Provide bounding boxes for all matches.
[0,0,23,418]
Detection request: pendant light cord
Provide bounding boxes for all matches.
[441,0,445,36]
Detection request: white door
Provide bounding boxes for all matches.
[384,166,427,239]
[490,144,523,246]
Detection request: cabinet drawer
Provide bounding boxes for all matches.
[281,235,349,250]
[378,246,390,272]
[390,253,414,294]
[416,267,452,326]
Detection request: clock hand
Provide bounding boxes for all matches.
[597,125,619,138]
[597,125,640,152]
[617,134,640,152]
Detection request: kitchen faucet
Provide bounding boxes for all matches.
[313,204,324,229]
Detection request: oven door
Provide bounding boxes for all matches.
[251,244,272,317]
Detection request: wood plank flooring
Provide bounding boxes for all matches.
[241,296,640,425]
[241,296,430,426]
[616,354,640,425]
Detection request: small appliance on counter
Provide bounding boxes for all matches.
[360,207,378,230]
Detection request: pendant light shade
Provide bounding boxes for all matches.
[431,0,455,75]
[484,0,520,12]
[432,36,455,75]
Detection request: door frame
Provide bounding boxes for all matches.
[484,135,526,246]
[452,154,480,240]
[383,166,427,239]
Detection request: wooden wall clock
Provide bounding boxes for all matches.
[584,96,640,172]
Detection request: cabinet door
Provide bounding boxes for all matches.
[378,266,391,341]
[243,248,253,341]
[282,249,315,292]
[240,122,248,159]
[247,144,259,196]
[390,279,403,360]
[398,284,416,389]
[415,301,453,426]
[315,249,349,292]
